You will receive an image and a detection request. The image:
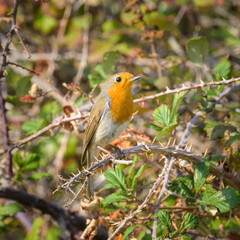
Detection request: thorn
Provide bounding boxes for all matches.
[167,137,172,146]
[203,148,208,158]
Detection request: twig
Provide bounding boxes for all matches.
[72,12,89,84]
[7,112,89,153]
[174,5,188,25]
[6,61,40,75]
[133,77,240,104]
[64,178,88,208]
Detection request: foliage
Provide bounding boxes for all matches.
[0,0,240,239]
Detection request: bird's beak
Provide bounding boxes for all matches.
[130,76,141,82]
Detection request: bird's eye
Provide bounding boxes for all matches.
[116,77,122,82]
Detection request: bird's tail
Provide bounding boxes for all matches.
[85,147,99,199]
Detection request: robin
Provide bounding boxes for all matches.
[81,72,141,198]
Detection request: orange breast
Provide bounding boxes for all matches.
[108,85,134,124]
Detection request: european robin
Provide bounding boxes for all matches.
[81,72,141,198]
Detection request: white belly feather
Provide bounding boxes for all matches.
[92,109,129,147]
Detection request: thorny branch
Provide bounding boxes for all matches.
[57,143,240,194]
[1,76,239,155]
[134,77,240,104]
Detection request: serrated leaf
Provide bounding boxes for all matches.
[0,203,22,217]
[201,185,240,213]
[194,161,210,192]
[153,105,171,127]
[213,60,231,79]
[131,165,148,193]
[157,210,172,232]
[214,188,240,213]
[123,225,139,240]
[186,37,209,65]
[180,212,199,232]
[104,168,127,193]
[211,125,236,140]
[171,91,187,120]
[179,180,194,199]
[101,192,129,206]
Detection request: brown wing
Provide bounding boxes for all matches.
[81,96,107,165]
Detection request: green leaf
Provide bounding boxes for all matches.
[0,203,22,217]
[104,168,127,193]
[22,153,39,171]
[182,234,191,240]
[201,185,240,213]
[29,172,53,180]
[145,123,163,132]
[123,225,139,240]
[156,122,177,140]
[126,156,138,186]
[194,161,210,192]
[131,165,148,193]
[34,10,58,34]
[101,192,129,206]
[205,120,236,140]
[211,125,236,140]
[226,133,240,148]
[22,119,44,135]
[26,217,44,240]
[180,212,199,232]
[157,210,172,232]
[214,188,240,213]
[171,91,187,120]
[46,226,62,240]
[16,76,31,98]
[153,105,171,127]
[179,180,194,199]
[186,37,209,65]
[213,60,231,80]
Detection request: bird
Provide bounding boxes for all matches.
[81,72,141,198]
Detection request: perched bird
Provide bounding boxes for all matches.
[81,72,141,198]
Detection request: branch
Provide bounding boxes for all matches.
[0,89,13,176]
[58,143,240,196]
[0,187,86,232]
[133,77,240,104]
[8,112,89,152]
